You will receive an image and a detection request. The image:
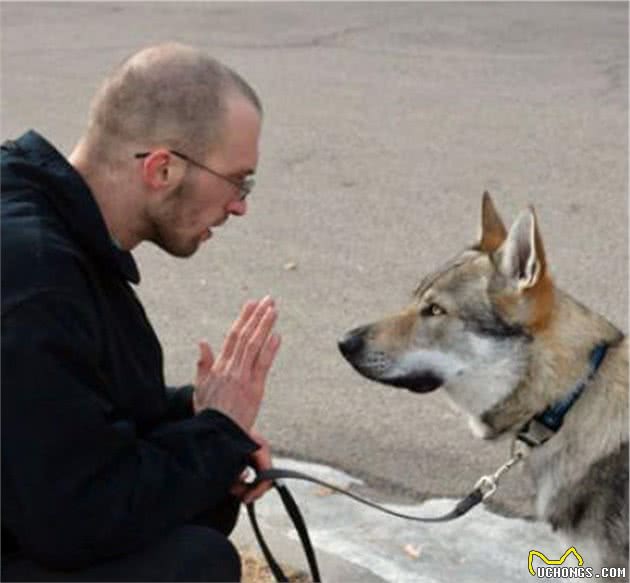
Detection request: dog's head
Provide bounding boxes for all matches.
[339,193,554,439]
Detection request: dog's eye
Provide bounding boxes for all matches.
[421,303,446,317]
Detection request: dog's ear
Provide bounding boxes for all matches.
[476,191,507,253]
[498,206,547,290]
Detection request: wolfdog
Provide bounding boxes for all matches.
[339,193,628,575]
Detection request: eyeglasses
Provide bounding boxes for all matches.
[134,149,254,201]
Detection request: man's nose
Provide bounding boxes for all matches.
[225,200,247,217]
[228,199,247,216]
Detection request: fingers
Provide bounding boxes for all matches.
[196,297,279,429]
[223,296,276,370]
[251,333,282,388]
[242,432,274,504]
[237,304,278,375]
[243,479,272,505]
[249,429,268,449]
[230,481,248,499]
[217,297,272,370]
[195,340,214,384]
[229,473,271,504]
[242,456,273,504]
[229,468,253,499]
[217,300,258,366]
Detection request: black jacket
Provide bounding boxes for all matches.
[1,131,258,569]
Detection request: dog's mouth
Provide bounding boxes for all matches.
[380,372,443,394]
[338,338,444,394]
[349,365,443,394]
[344,362,443,393]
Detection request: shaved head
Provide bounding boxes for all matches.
[85,43,261,162]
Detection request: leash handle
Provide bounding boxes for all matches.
[246,496,289,582]
[275,483,321,582]
[247,480,321,583]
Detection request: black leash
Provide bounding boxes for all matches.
[245,457,520,582]
[246,478,321,582]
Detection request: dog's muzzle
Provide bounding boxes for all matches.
[338,327,443,394]
[338,326,368,360]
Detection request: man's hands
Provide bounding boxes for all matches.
[194,297,279,503]
[193,296,281,433]
[230,431,273,504]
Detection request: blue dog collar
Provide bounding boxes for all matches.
[534,343,609,432]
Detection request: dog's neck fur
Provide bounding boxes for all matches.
[482,286,624,435]
[530,288,623,405]
[519,289,627,568]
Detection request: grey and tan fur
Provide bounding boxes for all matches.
[339,193,628,576]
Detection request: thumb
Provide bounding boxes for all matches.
[196,340,215,383]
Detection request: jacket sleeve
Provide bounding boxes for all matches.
[1,292,258,570]
[164,384,195,420]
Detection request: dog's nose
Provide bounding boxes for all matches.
[338,327,366,358]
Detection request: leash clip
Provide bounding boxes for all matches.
[474,450,524,501]
[474,474,497,500]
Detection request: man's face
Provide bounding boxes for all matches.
[148,97,261,258]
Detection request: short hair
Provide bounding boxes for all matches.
[85,43,262,161]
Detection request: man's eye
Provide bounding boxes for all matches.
[421,303,446,317]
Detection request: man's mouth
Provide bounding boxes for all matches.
[201,217,229,241]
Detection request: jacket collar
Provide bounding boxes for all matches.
[14,130,140,284]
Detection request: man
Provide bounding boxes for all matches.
[1,43,280,581]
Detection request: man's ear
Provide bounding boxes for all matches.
[476,191,507,253]
[140,150,186,190]
[498,206,547,290]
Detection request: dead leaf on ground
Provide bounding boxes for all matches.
[313,486,335,497]
[240,549,311,583]
[403,543,423,560]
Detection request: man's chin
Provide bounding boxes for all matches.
[151,237,199,258]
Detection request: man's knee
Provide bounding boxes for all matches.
[169,526,241,582]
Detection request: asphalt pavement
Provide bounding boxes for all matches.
[2,3,627,581]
